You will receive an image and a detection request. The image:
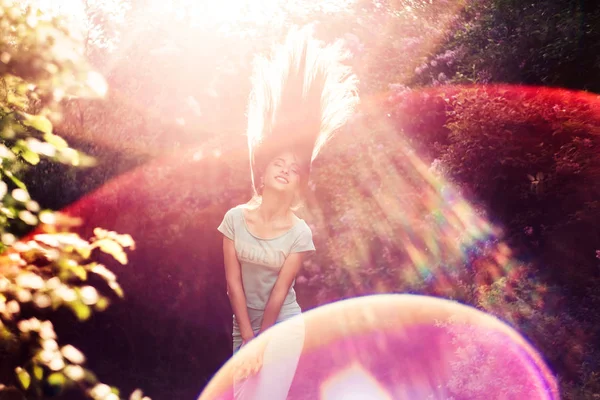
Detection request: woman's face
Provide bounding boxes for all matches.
[262,151,304,195]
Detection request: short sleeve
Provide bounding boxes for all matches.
[290,223,316,254]
[217,208,236,240]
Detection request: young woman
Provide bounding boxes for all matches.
[218,25,359,399]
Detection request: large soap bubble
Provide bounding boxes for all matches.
[199,294,559,400]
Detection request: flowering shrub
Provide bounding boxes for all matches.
[0,1,147,399]
[0,226,139,399]
[409,0,600,91]
[290,83,600,398]
[391,85,599,398]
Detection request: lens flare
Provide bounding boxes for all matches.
[321,364,393,400]
[44,84,599,397]
[199,294,559,400]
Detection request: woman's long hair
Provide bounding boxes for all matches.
[246,25,360,203]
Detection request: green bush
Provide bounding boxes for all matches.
[0,2,148,399]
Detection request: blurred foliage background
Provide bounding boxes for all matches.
[0,0,598,399]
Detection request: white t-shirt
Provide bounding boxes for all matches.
[218,206,315,310]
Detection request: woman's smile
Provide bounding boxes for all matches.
[275,175,289,184]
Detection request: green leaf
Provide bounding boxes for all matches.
[83,369,99,385]
[16,367,31,389]
[1,122,15,139]
[7,92,28,109]
[0,324,13,341]
[78,152,98,167]
[130,389,144,400]
[71,265,87,280]
[48,372,66,386]
[75,245,92,259]
[95,297,109,311]
[16,83,30,95]
[23,114,53,134]
[33,364,43,380]
[21,148,40,165]
[69,301,91,321]
[94,239,127,264]
[44,132,68,149]
[109,281,124,298]
[58,148,81,166]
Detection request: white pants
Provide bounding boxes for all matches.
[232,303,305,400]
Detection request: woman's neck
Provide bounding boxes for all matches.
[257,190,292,222]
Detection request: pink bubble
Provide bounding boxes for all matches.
[200,295,558,400]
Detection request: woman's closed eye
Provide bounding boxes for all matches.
[273,161,298,174]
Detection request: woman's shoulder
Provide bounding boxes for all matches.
[223,205,245,219]
[292,214,313,235]
[290,215,315,252]
[234,202,260,215]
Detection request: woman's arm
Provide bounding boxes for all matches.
[259,251,306,333]
[223,236,254,343]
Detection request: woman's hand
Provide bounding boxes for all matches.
[248,339,267,375]
[241,332,255,347]
[234,338,267,380]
